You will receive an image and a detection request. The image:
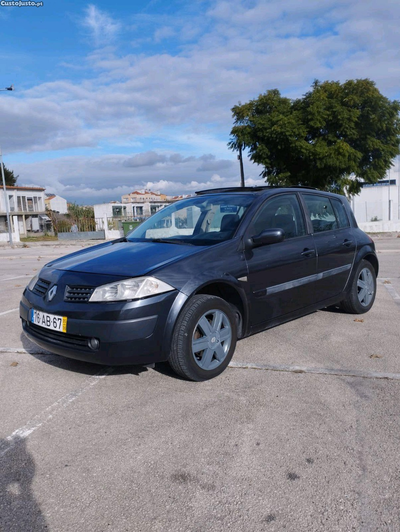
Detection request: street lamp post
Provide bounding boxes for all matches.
[1,84,15,246]
[237,145,245,188]
[0,148,13,246]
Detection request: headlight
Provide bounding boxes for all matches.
[89,276,174,302]
[27,274,39,291]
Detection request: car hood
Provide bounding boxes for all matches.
[46,241,204,277]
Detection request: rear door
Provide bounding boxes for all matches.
[244,193,318,328]
[301,193,356,301]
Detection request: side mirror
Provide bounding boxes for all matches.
[245,228,285,249]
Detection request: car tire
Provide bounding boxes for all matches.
[340,259,377,314]
[169,294,237,381]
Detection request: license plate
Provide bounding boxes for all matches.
[30,309,67,333]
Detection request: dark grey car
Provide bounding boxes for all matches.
[21,187,378,381]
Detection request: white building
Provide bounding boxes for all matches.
[94,199,169,222]
[351,176,400,232]
[0,185,51,241]
[45,193,68,214]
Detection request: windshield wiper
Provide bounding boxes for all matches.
[147,238,194,246]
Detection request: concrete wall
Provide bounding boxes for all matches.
[0,215,20,243]
[358,221,400,233]
[0,231,20,243]
[58,231,105,241]
[352,182,399,224]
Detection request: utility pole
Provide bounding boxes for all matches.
[0,84,15,246]
[0,148,13,246]
[238,145,245,187]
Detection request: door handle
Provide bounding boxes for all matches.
[342,239,353,247]
[301,248,315,257]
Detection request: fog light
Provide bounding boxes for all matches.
[88,338,100,350]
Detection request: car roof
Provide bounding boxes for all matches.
[196,186,320,196]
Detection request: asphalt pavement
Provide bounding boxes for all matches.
[0,237,400,532]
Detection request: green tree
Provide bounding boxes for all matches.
[67,203,95,232]
[1,165,18,186]
[229,79,400,195]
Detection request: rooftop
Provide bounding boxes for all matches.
[5,185,45,191]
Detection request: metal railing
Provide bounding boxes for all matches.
[57,217,101,233]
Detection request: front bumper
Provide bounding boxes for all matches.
[20,289,179,366]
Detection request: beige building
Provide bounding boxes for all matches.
[121,190,168,203]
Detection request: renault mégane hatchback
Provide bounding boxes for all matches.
[20,187,378,381]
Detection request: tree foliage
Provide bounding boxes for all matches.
[229,79,400,195]
[67,202,95,221]
[47,203,95,234]
[1,165,18,186]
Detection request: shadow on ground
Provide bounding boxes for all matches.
[20,333,182,380]
[0,437,48,532]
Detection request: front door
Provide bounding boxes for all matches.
[244,193,318,328]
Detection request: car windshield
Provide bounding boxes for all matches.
[126,194,253,246]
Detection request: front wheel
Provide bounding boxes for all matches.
[340,259,377,314]
[169,294,237,381]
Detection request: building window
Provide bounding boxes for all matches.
[112,206,126,217]
[27,198,34,212]
[8,195,15,212]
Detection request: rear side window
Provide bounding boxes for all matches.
[331,198,350,228]
[303,194,338,233]
[250,194,306,239]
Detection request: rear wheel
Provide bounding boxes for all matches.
[169,294,237,381]
[340,259,376,314]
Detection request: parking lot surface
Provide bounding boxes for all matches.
[1,238,400,531]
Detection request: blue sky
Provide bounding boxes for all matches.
[1,0,399,203]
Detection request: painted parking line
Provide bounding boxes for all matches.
[379,279,400,308]
[0,367,113,458]
[0,275,31,281]
[0,308,19,317]
[376,250,400,253]
[3,346,399,382]
[229,361,400,381]
[0,347,49,354]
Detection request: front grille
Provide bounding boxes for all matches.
[26,321,90,350]
[64,286,94,303]
[32,278,51,297]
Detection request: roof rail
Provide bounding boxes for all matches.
[195,185,317,195]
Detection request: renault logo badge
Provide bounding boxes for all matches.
[48,285,57,302]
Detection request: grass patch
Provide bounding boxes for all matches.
[21,235,58,242]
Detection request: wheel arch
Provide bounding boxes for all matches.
[362,252,379,277]
[162,280,248,360]
[194,281,248,339]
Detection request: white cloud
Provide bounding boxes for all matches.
[81,4,121,46]
[3,0,400,201]
[12,151,263,203]
[154,26,176,43]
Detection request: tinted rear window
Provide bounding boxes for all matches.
[331,198,350,228]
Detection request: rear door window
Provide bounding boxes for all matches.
[331,198,350,228]
[303,194,338,233]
